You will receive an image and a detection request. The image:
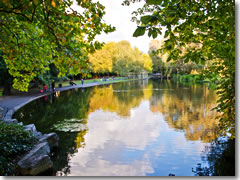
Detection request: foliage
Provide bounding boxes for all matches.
[172,74,204,83]
[149,39,205,77]
[0,50,8,86]
[88,45,113,74]
[0,0,115,91]
[0,123,37,175]
[88,40,152,76]
[123,0,235,138]
[142,54,152,73]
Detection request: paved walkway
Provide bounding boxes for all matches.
[0,81,105,119]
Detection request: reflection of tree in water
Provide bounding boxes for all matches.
[192,139,235,176]
[14,88,93,133]
[149,79,219,142]
[88,80,148,116]
[13,87,93,175]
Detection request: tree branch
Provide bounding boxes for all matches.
[0,9,32,22]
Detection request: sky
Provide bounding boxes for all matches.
[94,0,162,53]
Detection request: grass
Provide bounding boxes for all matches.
[0,88,3,96]
[55,77,128,88]
[0,77,133,96]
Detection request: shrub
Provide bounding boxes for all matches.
[0,123,37,175]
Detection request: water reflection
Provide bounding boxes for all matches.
[88,81,147,116]
[149,80,218,142]
[13,79,221,176]
[192,138,235,176]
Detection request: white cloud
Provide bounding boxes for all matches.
[72,0,164,53]
[95,0,155,53]
[67,101,162,175]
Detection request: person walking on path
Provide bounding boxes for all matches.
[81,78,84,86]
[51,81,55,92]
[43,84,47,92]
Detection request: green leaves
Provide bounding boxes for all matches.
[133,26,146,37]
[141,15,153,24]
[146,0,161,5]
[151,29,158,38]
[141,15,158,24]
[0,123,37,175]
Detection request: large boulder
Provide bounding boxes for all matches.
[17,142,52,175]
[38,133,59,150]
[18,154,53,175]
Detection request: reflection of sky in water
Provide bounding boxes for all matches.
[67,101,209,176]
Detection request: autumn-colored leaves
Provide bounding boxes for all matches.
[51,0,56,7]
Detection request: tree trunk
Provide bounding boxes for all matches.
[3,71,12,95]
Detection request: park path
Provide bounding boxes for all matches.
[0,82,101,119]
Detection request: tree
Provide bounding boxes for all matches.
[88,40,152,77]
[148,40,166,74]
[0,50,12,95]
[112,40,145,76]
[0,0,115,93]
[142,54,152,73]
[88,48,112,75]
[123,0,235,138]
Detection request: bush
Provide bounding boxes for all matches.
[172,74,205,83]
[0,123,37,175]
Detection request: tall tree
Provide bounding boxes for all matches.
[148,39,166,74]
[142,54,152,73]
[0,0,115,92]
[88,48,112,75]
[123,0,235,138]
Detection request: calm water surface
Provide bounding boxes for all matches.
[14,79,220,176]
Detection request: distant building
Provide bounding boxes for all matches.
[128,70,148,79]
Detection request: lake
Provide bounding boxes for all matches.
[14,79,223,176]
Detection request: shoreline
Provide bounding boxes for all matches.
[0,78,148,120]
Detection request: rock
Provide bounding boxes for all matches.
[24,124,39,137]
[18,142,50,163]
[18,142,51,175]
[18,122,23,126]
[18,154,53,175]
[0,107,5,120]
[4,109,14,120]
[0,106,4,112]
[38,133,59,150]
[2,118,18,125]
[36,131,43,139]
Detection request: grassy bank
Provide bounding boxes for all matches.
[171,74,218,89]
[172,74,207,83]
[55,77,128,88]
[0,77,129,96]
